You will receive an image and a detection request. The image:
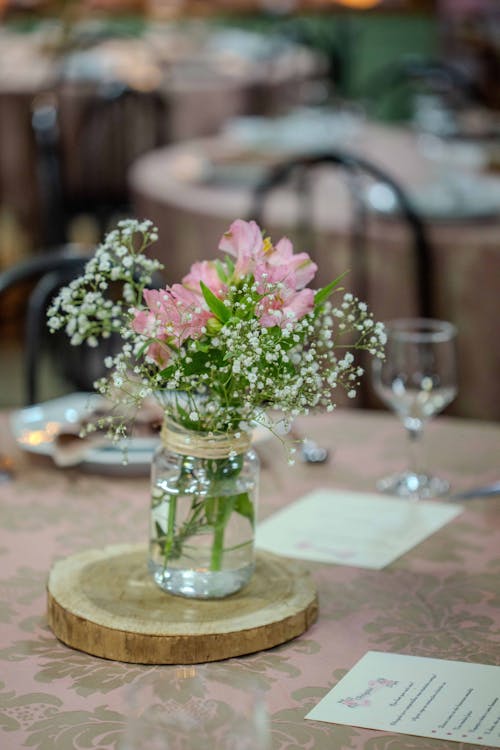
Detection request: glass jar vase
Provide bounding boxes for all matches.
[149,419,259,599]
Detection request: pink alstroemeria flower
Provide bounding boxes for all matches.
[218,218,317,329]
[170,285,212,338]
[131,285,211,365]
[257,284,314,329]
[218,219,264,277]
[269,237,317,289]
[183,260,226,298]
[254,260,299,294]
[131,306,171,366]
[145,341,172,367]
[219,219,317,290]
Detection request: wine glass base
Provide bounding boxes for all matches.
[376,471,450,500]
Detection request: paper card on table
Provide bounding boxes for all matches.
[255,489,462,569]
[306,651,500,748]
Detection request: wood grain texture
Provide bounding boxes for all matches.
[47,544,318,664]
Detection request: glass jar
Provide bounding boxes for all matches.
[149,419,259,599]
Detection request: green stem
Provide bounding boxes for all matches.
[210,517,225,571]
[210,495,236,571]
[163,495,177,566]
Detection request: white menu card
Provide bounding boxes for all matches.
[306,651,500,748]
[256,489,462,569]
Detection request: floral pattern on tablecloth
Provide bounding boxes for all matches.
[1,411,499,750]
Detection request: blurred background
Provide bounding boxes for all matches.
[1,0,499,418]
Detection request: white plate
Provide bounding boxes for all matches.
[366,174,500,221]
[10,393,159,475]
[10,394,274,475]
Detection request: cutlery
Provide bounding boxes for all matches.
[301,438,330,464]
[450,481,500,500]
[288,424,330,464]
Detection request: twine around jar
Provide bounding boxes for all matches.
[160,420,252,459]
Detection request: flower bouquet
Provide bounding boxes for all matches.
[48,217,385,598]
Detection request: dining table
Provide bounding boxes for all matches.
[129,116,500,422]
[0,22,324,253]
[1,403,499,750]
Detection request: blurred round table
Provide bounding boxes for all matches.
[0,22,325,253]
[129,119,500,421]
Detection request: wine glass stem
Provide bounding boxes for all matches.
[406,425,424,476]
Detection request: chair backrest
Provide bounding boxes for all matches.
[32,81,170,246]
[67,81,169,204]
[249,149,434,410]
[1,245,165,405]
[0,246,93,404]
[249,149,433,320]
[361,55,487,124]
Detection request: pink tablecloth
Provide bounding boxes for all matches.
[129,125,500,421]
[1,408,499,750]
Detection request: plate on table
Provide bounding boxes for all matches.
[10,393,274,474]
[366,175,500,221]
[10,393,160,476]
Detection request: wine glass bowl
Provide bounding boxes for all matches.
[372,318,458,499]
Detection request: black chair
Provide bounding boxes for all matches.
[0,245,165,405]
[250,149,433,321]
[32,80,170,247]
[250,149,437,411]
[360,55,487,125]
[0,246,94,404]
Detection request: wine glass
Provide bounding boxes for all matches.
[372,318,458,499]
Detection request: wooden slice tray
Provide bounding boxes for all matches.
[47,544,318,664]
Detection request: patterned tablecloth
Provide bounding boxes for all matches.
[0,408,499,750]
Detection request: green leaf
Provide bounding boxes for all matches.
[215,259,228,283]
[200,281,231,323]
[224,255,235,277]
[183,350,213,375]
[136,340,152,359]
[234,493,254,525]
[159,363,175,379]
[314,271,348,307]
[194,341,210,353]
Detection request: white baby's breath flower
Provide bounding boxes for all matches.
[46,218,384,442]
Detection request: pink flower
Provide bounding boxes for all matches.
[268,237,317,289]
[131,308,158,337]
[285,288,315,319]
[219,219,317,292]
[164,284,212,342]
[254,260,297,293]
[257,286,314,328]
[218,219,264,277]
[131,284,212,365]
[145,341,171,367]
[183,260,225,298]
[131,306,172,366]
[252,235,316,329]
